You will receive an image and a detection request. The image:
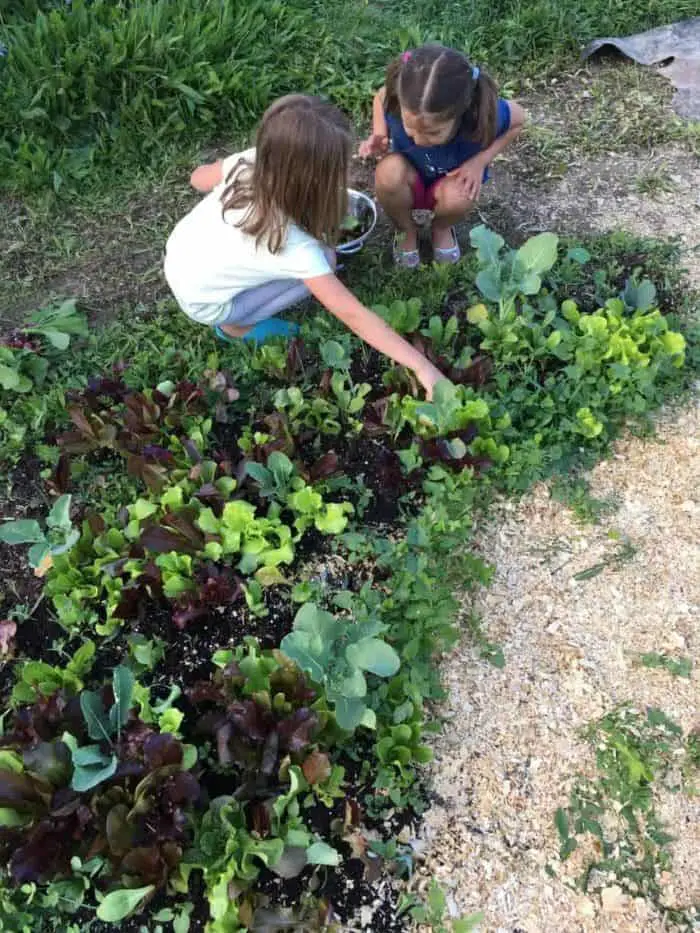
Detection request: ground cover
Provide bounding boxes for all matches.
[0,2,698,931]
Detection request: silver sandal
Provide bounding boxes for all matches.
[393,232,421,269]
[433,226,461,265]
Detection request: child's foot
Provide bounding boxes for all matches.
[244,319,299,344]
[432,226,461,265]
[214,319,299,346]
[393,231,420,269]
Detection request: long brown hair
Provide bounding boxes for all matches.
[221,95,352,253]
[385,44,499,147]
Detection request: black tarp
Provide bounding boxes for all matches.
[583,17,700,121]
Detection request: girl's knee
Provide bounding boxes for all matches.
[375,154,415,193]
[434,178,474,216]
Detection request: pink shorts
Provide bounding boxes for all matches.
[412,175,444,211]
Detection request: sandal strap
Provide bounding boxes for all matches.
[393,233,421,268]
[433,227,461,264]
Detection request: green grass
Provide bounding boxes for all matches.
[1,0,698,192]
[635,168,679,197]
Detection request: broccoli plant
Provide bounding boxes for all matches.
[281,602,400,731]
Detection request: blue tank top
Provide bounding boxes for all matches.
[385,98,511,184]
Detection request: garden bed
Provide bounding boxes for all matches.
[0,227,694,932]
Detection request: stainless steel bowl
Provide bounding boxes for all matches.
[336,188,377,255]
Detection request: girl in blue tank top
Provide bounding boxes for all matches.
[359,44,526,267]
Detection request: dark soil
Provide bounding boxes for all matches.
[134,585,296,685]
[257,856,405,932]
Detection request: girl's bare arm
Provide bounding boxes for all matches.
[473,101,526,167]
[190,160,224,193]
[305,273,443,397]
[371,86,389,139]
[359,87,389,157]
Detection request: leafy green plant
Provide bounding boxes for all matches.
[376,720,433,771]
[0,667,200,908]
[188,641,345,836]
[55,374,230,491]
[383,380,508,474]
[0,301,87,392]
[274,385,342,436]
[287,485,353,538]
[399,879,483,932]
[185,795,285,931]
[186,774,340,928]
[554,705,699,928]
[373,298,422,335]
[0,495,78,572]
[319,338,352,371]
[471,225,559,315]
[126,634,166,675]
[0,301,88,465]
[329,371,371,431]
[421,313,459,353]
[11,640,96,705]
[245,451,298,501]
[0,345,46,396]
[281,602,400,731]
[42,472,297,634]
[249,338,303,382]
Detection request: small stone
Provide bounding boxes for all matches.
[601,885,628,913]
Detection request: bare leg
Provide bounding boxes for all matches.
[219,323,251,338]
[375,154,419,252]
[432,177,474,250]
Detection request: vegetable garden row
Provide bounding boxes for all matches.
[0,227,692,932]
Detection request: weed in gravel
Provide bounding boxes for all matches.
[550,474,620,524]
[639,652,693,679]
[555,705,700,928]
[572,535,637,581]
[634,168,679,198]
[464,611,505,669]
[398,878,483,932]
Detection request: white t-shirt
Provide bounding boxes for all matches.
[164,149,332,325]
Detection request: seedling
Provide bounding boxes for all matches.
[0,494,78,574]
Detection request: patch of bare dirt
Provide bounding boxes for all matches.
[0,172,196,327]
[480,145,700,285]
[412,401,699,932]
[477,63,700,283]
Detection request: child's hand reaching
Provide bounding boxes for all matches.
[359,133,389,159]
[417,362,444,400]
[447,155,486,201]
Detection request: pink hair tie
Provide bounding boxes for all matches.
[401,50,412,63]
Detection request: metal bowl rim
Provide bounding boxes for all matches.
[337,188,377,253]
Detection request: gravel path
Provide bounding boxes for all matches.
[413,400,699,932]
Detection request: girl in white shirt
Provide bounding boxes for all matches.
[164,94,443,398]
